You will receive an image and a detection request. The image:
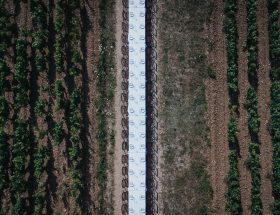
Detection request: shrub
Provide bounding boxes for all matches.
[54,80,64,109]
[35,99,46,117]
[224,1,242,213]
[53,122,63,145]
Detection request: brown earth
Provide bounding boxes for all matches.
[257,0,273,213]
[79,0,100,214]
[2,0,103,213]
[236,0,251,214]
[113,0,124,214]
[205,0,230,213]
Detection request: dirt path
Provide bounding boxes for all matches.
[113,0,124,214]
[236,0,251,214]
[205,0,229,213]
[155,1,163,214]
[157,1,163,214]
[79,0,100,213]
[257,0,273,213]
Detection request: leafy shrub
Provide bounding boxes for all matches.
[225,150,242,215]
[268,0,280,212]
[54,1,64,73]
[53,121,63,145]
[35,99,46,117]
[245,0,262,213]
[0,129,8,190]
[54,80,64,109]
[224,1,242,213]
[14,39,29,110]
[246,87,259,135]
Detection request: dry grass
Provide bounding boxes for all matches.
[158,0,214,214]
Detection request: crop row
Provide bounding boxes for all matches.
[224,0,242,214]
[53,0,65,155]
[53,0,65,164]
[245,0,262,214]
[0,0,10,201]
[11,37,29,214]
[31,0,49,213]
[267,0,280,213]
[67,0,82,210]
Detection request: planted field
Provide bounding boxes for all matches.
[0,0,115,214]
[0,0,279,214]
[158,0,279,214]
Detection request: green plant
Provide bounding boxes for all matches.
[224,0,242,213]
[245,0,262,213]
[225,150,242,215]
[0,129,7,190]
[207,65,216,79]
[54,0,65,73]
[35,99,46,117]
[53,121,63,145]
[267,0,280,212]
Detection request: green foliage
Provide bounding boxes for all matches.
[270,68,280,82]
[268,0,280,212]
[35,54,46,72]
[54,0,65,73]
[224,1,242,214]
[228,115,238,147]
[11,119,29,213]
[246,87,259,135]
[245,0,262,213]
[224,0,238,94]
[32,30,46,50]
[34,147,47,179]
[64,0,83,207]
[11,37,30,213]
[0,96,8,125]
[68,0,81,78]
[14,39,29,110]
[54,80,64,110]
[33,147,47,215]
[69,89,82,204]
[207,65,216,79]
[0,0,10,199]
[0,129,8,190]
[225,150,242,215]
[53,121,63,145]
[0,60,9,94]
[12,193,24,215]
[35,99,46,117]
[247,143,261,214]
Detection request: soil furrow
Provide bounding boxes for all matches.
[236,0,251,214]
[257,0,273,213]
[206,0,229,213]
[113,0,124,214]
[80,0,99,213]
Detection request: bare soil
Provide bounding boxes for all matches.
[78,0,100,214]
[236,0,251,214]
[113,0,124,214]
[205,0,230,213]
[257,0,273,213]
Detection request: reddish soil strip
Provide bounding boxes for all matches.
[205,0,229,213]
[257,0,273,213]
[236,0,251,214]
[156,2,163,214]
[80,0,100,213]
[113,0,124,214]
